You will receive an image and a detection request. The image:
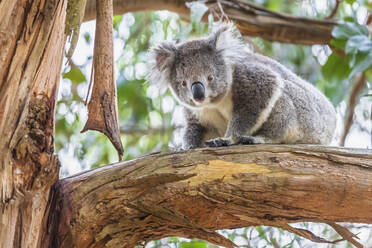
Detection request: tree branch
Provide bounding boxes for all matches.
[42,145,372,247]
[83,0,338,45]
[325,0,340,20]
[340,73,366,146]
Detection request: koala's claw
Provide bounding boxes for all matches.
[204,138,231,147]
[181,144,198,150]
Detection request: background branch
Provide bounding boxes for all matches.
[83,0,338,45]
[325,0,340,19]
[340,74,366,146]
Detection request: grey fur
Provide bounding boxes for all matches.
[147,23,337,149]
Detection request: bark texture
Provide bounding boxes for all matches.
[83,0,337,45]
[0,0,67,247]
[44,145,372,247]
[82,0,124,160]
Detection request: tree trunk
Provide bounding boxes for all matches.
[42,145,372,247]
[0,0,67,247]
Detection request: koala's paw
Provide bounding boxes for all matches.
[204,137,231,147]
[237,136,263,145]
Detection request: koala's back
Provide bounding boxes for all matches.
[240,52,337,144]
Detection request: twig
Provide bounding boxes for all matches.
[340,73,366,146]
[217,0,230,21]
[211,0,338,24]
[325,0,340,20]
[327,222,363,248]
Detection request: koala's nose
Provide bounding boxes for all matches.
[191,82,205,102]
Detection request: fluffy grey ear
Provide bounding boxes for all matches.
[209,22,247,62]
[147,42,177,91]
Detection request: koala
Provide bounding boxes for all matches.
[147,23,337,149]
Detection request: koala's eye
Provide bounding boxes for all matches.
[207,75,214,81]
[181,81,187,87]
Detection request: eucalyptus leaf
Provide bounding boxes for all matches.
[322,53,351,83]
[62,66,86,84]
[83,32,91,44]
[345,35,372,54]
[332,22,369,39]
[113,15,123,30]
[349,51,372,78]
[330,39,346,50]
[180,241,207,248]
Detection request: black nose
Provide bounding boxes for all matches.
[191,82,205,101]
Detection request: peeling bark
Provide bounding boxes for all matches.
[82,0,123,160]
[43,145,372,247]
[0,0,67,247]
[83,0,337,45]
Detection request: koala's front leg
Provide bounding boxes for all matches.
[182,123,206,149]
[226,116,266,145]
[205,64,283,147]
[204,117,264,147]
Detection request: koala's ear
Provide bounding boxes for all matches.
[210,23,243,49]
[208,22,247,62]
[147,42,177,91]
[148,42,176,71]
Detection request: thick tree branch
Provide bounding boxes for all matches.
[43,145,372,247]
[83,0,338,45]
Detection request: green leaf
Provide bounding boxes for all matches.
[266,0,284,11]
[322,53,351,83]
[113,15,123,30]
[346,0,356,4]
[62,66,86,84]
[330,39,346,50]
[349,52,357,67]
[349,51,372,77]
[345,35,372,55]
[332,22,369,39]
[343,16,355,22]
[83,32,91,44]
[180,241,207,248]
[187,2,208,23]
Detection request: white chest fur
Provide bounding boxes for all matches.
[194,91,233,136]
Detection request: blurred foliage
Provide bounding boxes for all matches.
[56,0,372,247]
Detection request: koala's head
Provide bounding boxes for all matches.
[147,23,245,109]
